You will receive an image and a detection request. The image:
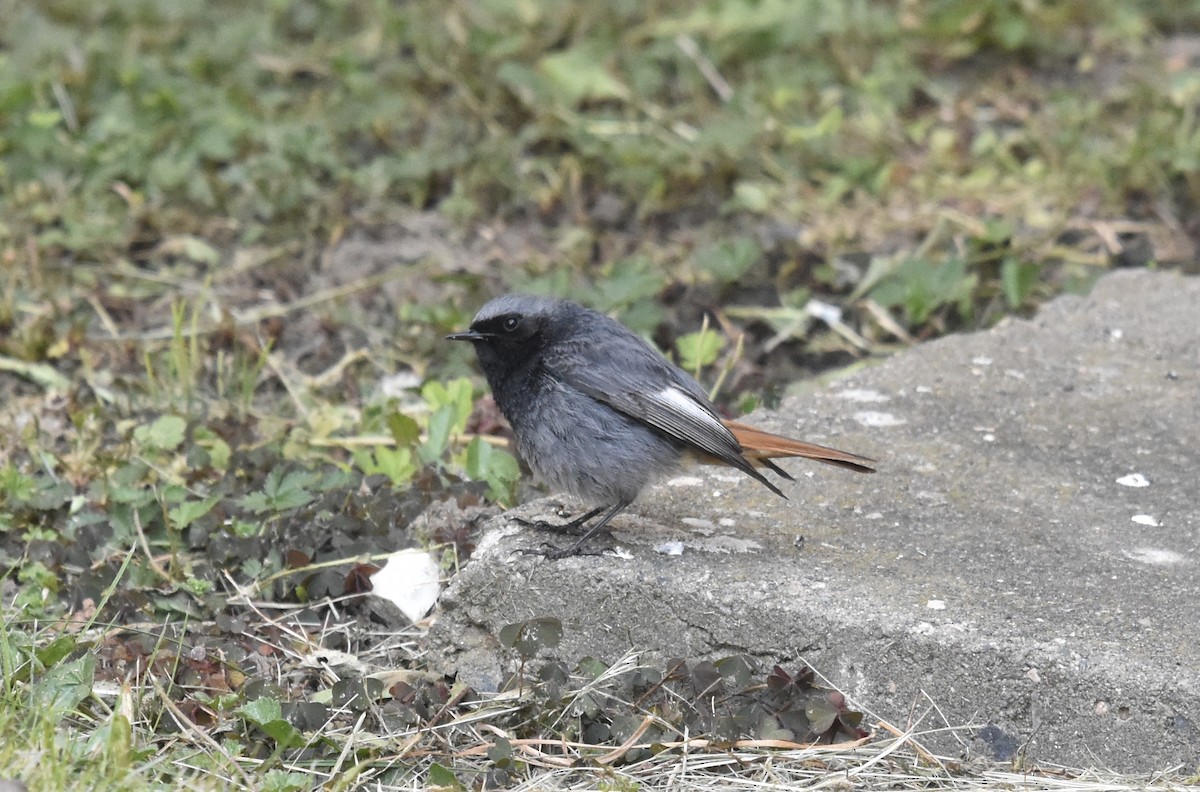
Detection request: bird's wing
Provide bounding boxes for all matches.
[545,333,785,496]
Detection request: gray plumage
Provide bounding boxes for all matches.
[448,294,779,508]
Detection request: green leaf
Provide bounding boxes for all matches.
[426,763,466,791]
[33,655,95,717]
[805,696,837,734]
[694,237,761,283]
[421,378,474,433]
[1001,258,1040,308]
[784,105,844,143]
[496,61,555,108]
[108,484,155,506]
[179,235,220,265]
[0,355,71,391]
[0,466,37,501]
[240,697,304,749]
[168,495,219,529]
[420,404,456,463]
[158,483,190,506]
[133,415,187,451]
[84,712,135,770]
[726,180,778,214]
[260,718,304,748]
[577,656,608,680]
[464,435,492,481]
[387,412,421,446]
[498,617,563,659]
[868,257,977,326]
[694,115,759,157]
[464,437,520,504]
[714,654,755,688]
[994,11,1031,49]
[35,635,78,669]
[260,770,311,792]
[594,256,666,313]
[194,427,231,470]
[28,109,63,129]
[238,696,283,726]
[355,446,417,486]
[539,46,629,104]
[3,472,72,510]
[486,735,514,765]
[676,329,724,374]
[238,469,316,514]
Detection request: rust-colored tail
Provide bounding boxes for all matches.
[722,419,876,474]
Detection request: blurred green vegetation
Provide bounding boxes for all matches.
[4,0,1197,263]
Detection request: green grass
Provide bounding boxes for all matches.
[4,1,1197,265]
[2,0,1200,787]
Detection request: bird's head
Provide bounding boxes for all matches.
[446,294,570,386]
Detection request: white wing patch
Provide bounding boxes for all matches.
[656,385,726,432]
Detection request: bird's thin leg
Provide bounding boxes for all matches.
[557,504,609,534]
[511,504,607,536]
[520,502,630,559]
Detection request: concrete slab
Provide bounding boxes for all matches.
[427,270,1200,773]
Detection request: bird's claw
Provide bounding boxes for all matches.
[509,504,614,557]
[509,511,601,536]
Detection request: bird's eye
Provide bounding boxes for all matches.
[502,316,520,332]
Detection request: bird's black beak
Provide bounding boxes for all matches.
[445,329,489,342]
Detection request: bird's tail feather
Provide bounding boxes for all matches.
[722,419,876,474]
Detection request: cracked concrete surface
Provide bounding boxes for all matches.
[425,270,1200,773]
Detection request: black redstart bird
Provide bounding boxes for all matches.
[447,294,875,555]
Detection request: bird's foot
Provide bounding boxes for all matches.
[510,503,626,559]
[510,505,607,537]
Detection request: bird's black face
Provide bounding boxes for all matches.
[446,303,549,388]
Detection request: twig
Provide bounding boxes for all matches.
[874,717,945,767]
[859,297,916,344]
[132,508,172,582]
[675,34,734,102]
